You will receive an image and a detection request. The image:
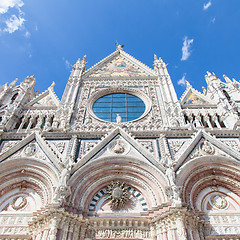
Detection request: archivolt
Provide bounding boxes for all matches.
[176,156,240,209]
[0,158,59,204]
[69,156,168,211]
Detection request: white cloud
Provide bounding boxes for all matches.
[178,73,187,86]
[181,36,194,61]
[62,58,71,69]
[203,1,212,10]
[25,31,30,38]
[0,0,23,14]
[3,14,25,33]
[0,0,28,35]
[65,60,70,69]
[211,17,216,23]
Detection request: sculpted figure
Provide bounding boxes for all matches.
[166,164,176,186]
[116,114,121,123]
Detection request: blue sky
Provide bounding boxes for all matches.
[0,0,240,98]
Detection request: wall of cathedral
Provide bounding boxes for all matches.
[0,47,240,239]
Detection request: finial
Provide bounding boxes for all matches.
[185,80,191,88]
[223,74,232,83]
[154,54,158,60]
[49,81,55,90]
[72,56,86,70]
[206,71,211,76]
[115,41,124,50]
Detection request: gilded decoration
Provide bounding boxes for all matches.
[11,196,27,210]
[184,92,206,105]
[106,181,130,209]
[90,57,147,77]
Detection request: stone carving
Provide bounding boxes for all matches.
[116,114,122,123]
[24,143,37,156]
[53,185,71,205]
[166,164,176,186]
[11,196,27,210]
[200,141,215,155]
[191,140,215,159]
[106,181,130,209]
[113,140,125,154]
[223,140,240,152]
[140,141,154,153]
[210,194,227,209]
[54,142,65,154]
[94,229,150,239]
[169,140,185,156]
[1,141,18,153]
[53,164,72,204]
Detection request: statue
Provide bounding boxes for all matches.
[60,164,72,186]
[116,114,121,123]
[166,164,176,186]
[113,140,125,154]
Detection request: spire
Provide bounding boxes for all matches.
[205,71,220,85]
[153,54,168,75]
[223,74,232,83]
[20,75,36,89]
[72,55,87,71]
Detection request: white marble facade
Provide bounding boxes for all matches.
[0,45,240,239]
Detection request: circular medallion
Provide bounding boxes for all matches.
[24,143,37,156]
[210,194,227,209]
[200,141,215,155]
[12,196,27,210]
[108,139,130,155]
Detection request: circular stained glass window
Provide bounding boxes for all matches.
[92,93,145,122]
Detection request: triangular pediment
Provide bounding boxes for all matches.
[73,127,164,171]
[175,131,240,171]
[0,132,61,170]
[25,83,60,109]
[83,48,156,79]
[180,85,215,107]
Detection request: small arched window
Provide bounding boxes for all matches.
[222,89,231,103]
[10,93,18,104]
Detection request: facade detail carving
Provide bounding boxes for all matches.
[0,47,240,239]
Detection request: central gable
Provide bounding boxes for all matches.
[89,56,149,77]
[83,48,156,78]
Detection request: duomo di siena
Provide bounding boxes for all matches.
[0,45,240,239]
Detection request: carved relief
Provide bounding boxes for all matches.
[222,139,240,152]
[1,141,18,153]
[93,229,150,239]
[107,139,129,155]
[55,142,65,154]
[139,141,154,153]
[199,140,215,155]
[190,140,215,159]
[24,143,37,156]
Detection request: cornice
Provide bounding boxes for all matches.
[1,128,240,140]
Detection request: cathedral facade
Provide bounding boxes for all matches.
[0,45,240,239]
